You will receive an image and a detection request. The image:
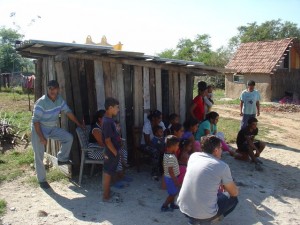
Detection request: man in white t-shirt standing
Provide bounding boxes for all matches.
[177,136,239,224]
[240,80,261,129]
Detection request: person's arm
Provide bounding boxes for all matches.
[256,101,260,116]
[223,182,239,197]
[204,96,213,107]
[33,122,47,145]
[190,103,197,119]
[245,135,259,151]
[240,100,244,116]
[168,167,180,187]
[66,112,85,129]
[105,137,118,156]
[92,129,105,147]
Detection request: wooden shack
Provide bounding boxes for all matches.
[17,39,224,172]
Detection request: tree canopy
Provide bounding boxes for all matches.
[0,27,34,74]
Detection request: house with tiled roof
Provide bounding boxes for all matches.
[225,38,300,101]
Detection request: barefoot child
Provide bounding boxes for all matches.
[102,98,121,202]
[161,135,181,212]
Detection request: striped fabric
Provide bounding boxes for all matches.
[32,94,72,127]
[163,153,180,178]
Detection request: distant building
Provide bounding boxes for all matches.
[225,38,300,101]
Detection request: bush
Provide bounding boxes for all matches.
[0,199,7,216]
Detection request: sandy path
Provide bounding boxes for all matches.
[1,105,300,225]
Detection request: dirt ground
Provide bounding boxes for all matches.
[0,105,300,225]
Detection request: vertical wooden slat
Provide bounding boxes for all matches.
[168,71,174,113]
[69,58,83,121]
[102,61,112,98]
[149,68,156,110]
[116,64,127,140]
[143,67,150,122]
[110,63,118,99]
[94,60,106,109]
[48,57,55,80]
[179,73,187,123]
[42,57,48,95]
[133,66,143,127]
[173,71,180,115]
[161,70,170,119]
[35,58,43,101]
[185,74,195,118]
[85,60,97,122]
[155,68,162,111]
[78,60,90,124]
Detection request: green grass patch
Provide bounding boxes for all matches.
[0,149,34,184]
[218,117,274,143]
[26,168,69,187]
[0,199,7,216]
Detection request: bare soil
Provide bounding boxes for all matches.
[0,105,299,225]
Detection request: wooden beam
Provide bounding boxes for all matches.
[143,67,150,122]
[35,58,43,101]
[133,66,143,127]
[179,72,187,123]
[116,63,127,140]
[155,68,162,111]
[94,60,106,109]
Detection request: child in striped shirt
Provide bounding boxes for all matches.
[161,135,181,212]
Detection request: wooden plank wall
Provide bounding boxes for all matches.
[38,55,195,172]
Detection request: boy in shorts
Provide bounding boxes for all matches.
[236,117,266,171]
[161,135,181,212]
[102,98,121,202]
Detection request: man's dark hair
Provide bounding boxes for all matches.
[92,110,106,125]
[169,113,179,122]
[165,135,180,148]
[104,97,119,110]
[248,117,258,125]
[198,81,207,92]
[183,118,199,130]
[152,125,163,135]
[247,80,256,86]
[202,135,222,154]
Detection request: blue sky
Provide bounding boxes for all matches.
[0,0,300,55]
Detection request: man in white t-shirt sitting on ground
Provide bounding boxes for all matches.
[177,135,239,225]
[240,80,261,129]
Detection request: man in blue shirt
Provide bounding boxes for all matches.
[31,80,84,189]
[240,80,261,129]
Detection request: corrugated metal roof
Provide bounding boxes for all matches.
[225,38,296,74]
[16,39,229,73]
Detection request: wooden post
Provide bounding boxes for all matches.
[94,60,106,109]
[169,71,175,114]
[155,68,162,111]
[143,67,150,122]
[179,73,187,123]
[185,75,195,119]
[116,64,127,140]
[78,59,90,124]
[133,66,143,127]
[110,63,118,99]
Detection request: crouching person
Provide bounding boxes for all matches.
[177,135,239,225]
[31,80,84,189]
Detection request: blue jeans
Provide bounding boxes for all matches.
[31,125,73,182]
[241,114,255,130]
[188,193,238,225]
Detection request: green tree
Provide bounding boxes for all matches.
[229,19,300,50]
[0,27,34,74]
